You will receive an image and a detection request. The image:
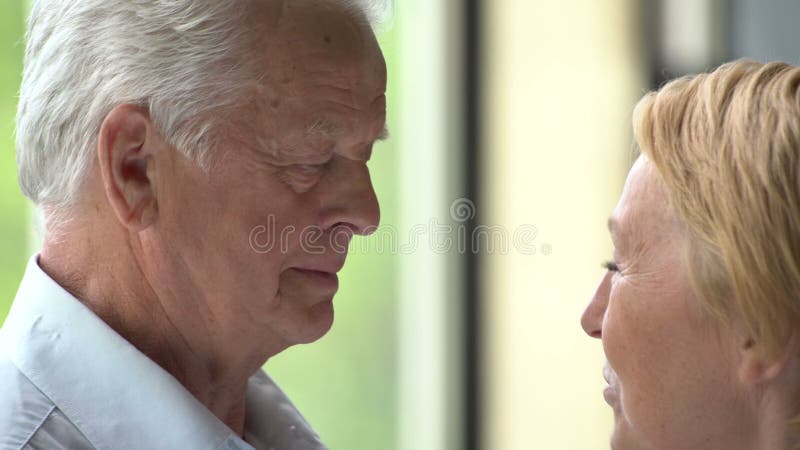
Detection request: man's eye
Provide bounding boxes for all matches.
[280,164,326,192]
[602,260,619,272]
[299,164,322,171]
[288,164,326,178]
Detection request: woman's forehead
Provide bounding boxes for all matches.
[612,158,683,247]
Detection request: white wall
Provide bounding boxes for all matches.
[482,1,645,448]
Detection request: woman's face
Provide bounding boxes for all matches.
[581,156,754,450]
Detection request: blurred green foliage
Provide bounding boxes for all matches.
[0,3,397,449]
[0,0,28,320]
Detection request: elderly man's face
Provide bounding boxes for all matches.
[147,2,386,349]
[581,157,753,450]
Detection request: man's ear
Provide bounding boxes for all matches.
[738,335,796,385]
[97,104,160,231]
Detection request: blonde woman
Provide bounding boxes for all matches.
[582,60,800,450]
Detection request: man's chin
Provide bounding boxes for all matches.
[291,300,335,344]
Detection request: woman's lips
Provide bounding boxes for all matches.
[603,363,619,406]
[603,384,619,406]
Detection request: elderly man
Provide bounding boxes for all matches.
[0,0,387,448]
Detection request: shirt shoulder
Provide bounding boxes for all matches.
[24,409,95,450]
[0,348,94,450]
[0,354,52,449]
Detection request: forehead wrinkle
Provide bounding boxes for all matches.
[252,128,331,165]
[312,83,365,108]
[301,88,386,141]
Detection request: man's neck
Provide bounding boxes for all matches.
[39,225,261,437]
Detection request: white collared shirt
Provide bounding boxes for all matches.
[0,255,328,450]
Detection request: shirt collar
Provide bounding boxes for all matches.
[1,254,326,450]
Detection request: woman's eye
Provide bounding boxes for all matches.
[602,260,619,272]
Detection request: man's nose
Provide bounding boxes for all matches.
[318,156,380,236]
[581,272,611,339]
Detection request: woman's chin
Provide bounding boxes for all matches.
[610,414,653,450]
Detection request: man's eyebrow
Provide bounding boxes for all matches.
[376,126,390,141]
[306,118,390,144]
[305,119,344,138]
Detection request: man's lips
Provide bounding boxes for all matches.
[288,267,341,295]
[293,257,347,275]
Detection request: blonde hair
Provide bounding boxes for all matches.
[633,59,800,438]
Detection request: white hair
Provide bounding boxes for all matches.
[16,0,388,228]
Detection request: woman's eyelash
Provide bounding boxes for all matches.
[602,260,619,272]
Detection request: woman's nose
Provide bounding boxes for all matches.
[581,272,611,339]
